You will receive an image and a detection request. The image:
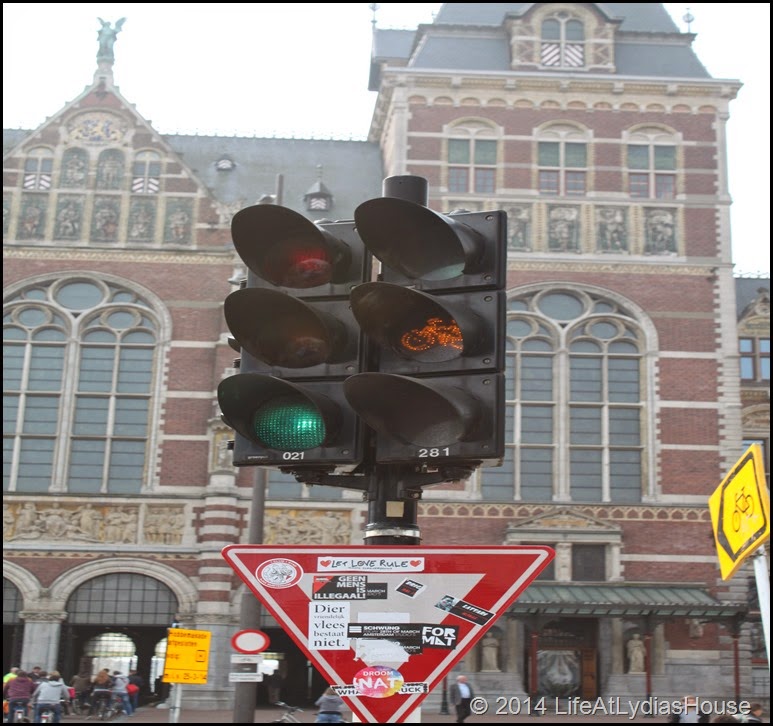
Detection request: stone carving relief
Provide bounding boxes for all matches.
[164,199,194,245]
[264,509,351,545]
[595,207,628,252]
[144,507,186,545]
[54,195,84,240]
[548,206,580,252]
[127,199,156,242]
[18,196,47,240]
[505,204,531,250]
[91,196,120,243]
[3,502,185,546]
[644,208,676,255]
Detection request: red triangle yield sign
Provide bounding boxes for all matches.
[222,544,554,724]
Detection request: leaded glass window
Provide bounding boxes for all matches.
[447,136,498,194]
[3,279,159,493]
[481,289,645,503]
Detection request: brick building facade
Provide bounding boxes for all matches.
[3,3,769,711]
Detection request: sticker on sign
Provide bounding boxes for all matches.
[222,544,553,724]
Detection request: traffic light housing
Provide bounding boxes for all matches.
[218,204,369,470]
[344,177,507,470]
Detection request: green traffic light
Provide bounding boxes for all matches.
[252,397,326,451]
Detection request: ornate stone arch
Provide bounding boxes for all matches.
[2,561,44,609]
[47,558,199,618]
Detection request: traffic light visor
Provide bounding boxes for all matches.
[355,198,483,281]
[232,205,351,288]
[218,374,341,452]
[225,288,349,368]
[350,282,485,363]
[344,373,481,446]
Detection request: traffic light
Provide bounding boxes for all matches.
[344,176,507,470]
[218,204,369,470]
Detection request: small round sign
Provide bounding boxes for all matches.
[231,629,270,654]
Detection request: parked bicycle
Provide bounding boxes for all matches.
[271,701,304,723]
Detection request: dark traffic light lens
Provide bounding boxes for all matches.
[397,316,463,363]
[253,397,326,451]
[265,242,334,288]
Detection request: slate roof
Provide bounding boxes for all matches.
[432,3,680,33]
[371,2,711,90]
[736,277,771,319]
[166,134,383,220]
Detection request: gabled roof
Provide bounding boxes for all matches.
[371,2,711,88]
[432,3,679,33]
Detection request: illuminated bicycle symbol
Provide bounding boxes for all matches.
[400,317,463,353]
[731,487,754,532]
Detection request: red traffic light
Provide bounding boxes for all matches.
[231,205,355,292]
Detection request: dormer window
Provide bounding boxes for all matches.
[304,166,333,212]
[215,157,235,172]
[541,15,585,68]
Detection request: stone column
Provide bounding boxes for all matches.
[652,623,665,675]
[611,618,624,674]
[19,610,66,671]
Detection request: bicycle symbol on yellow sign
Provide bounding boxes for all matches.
[708,443,770,580]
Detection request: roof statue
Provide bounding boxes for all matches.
[96,17,126,63]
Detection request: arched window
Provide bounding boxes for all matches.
[541,15,585,68]
[3,278,160,494]
[480,288,647,503]
[537,124,589,196]
[446,122,499,194]
[626,128,677,199]
[131,151,161,194]
[67,573,178,625]
[23,147,54,191]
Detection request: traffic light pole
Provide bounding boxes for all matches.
[363,466,422,545]
[362,176,428,547]
[233,468,267,724]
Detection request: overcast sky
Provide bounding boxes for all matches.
[2,3,769,276]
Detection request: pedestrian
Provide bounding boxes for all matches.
[31,670,69,724]
[668,696,710,723]
[314,686,345,723]
[449,674,474,724]
[746,703,764,723]
[89,669,113,717]
[69,671,91,711]
[111,671,133,716]
[266,671,282,704]
[4,669,35,722]
[127,669,144,711]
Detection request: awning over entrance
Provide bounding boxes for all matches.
[509,583,747,619]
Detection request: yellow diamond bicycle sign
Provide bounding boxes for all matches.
[708,444,770,580]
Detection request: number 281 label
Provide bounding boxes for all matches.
[418,447,451,458]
